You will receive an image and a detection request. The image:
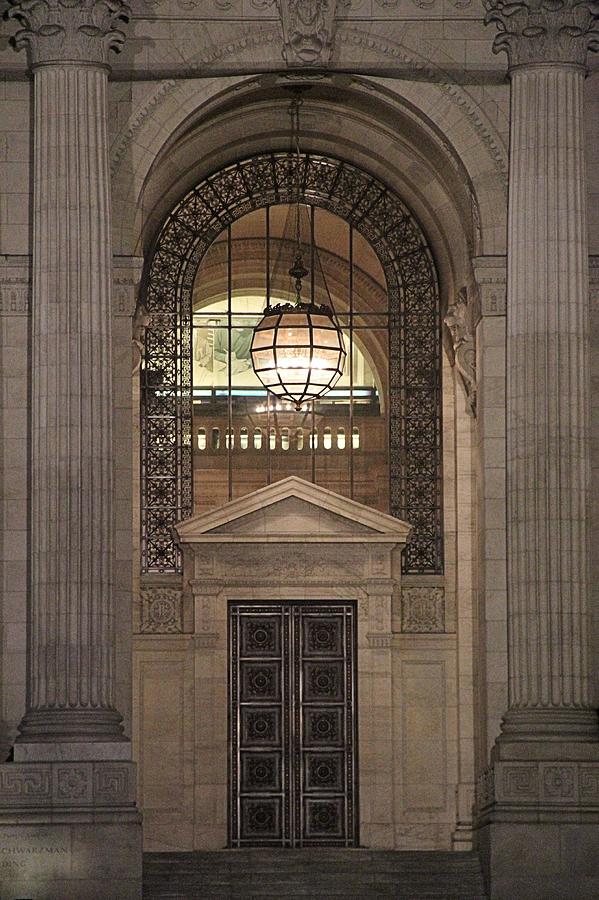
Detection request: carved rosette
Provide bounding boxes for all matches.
[484,0,599,67]
[401,586,445,633]
[140,587,183,633]
[7,0,131,66]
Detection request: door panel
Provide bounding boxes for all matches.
[229,601,358,847]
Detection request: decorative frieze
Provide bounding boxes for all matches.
[0,762,136,808]
[366,633,392,648]
[401,586,445,633]
[140,587,184,633]
[0,255,145,318]
[216,545,363,580]
[480,761,599,809]
[192,633,220,650]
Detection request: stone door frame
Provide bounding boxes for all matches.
[176,476,412,849]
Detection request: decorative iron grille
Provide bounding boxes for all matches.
[141,152,443,574]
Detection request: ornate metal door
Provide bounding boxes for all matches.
[229,601,358,847]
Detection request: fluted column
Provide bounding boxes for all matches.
[484,0,599,747]
[7,0,131,748]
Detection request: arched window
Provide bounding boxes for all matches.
[197,428,206,451]
[141,153,442,576]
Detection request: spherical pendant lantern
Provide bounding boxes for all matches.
[250,92,346,410]
[251,301,346,410]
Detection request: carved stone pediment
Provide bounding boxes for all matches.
[175,476,412,545]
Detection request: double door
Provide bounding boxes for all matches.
[228,601,358,847]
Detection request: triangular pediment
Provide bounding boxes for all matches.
[176,476,411,544]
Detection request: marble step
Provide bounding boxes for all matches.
[144,850,488,899]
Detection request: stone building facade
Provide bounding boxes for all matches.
[0,1,598,898]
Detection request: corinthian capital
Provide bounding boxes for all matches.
[484,0,599,67]
[6,0,130,67]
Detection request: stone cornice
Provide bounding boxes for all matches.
[484,0,599,67]
[6,0,130,67]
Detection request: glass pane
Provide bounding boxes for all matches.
[190,202,390,513]
[231,209,268,314]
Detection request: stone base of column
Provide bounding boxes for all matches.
[476,744,599,899]
[16,707,127,742]
[477,821,599,900]
[0,760,142,899]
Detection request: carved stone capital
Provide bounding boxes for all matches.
[278,0,337,66]
[472,255,507,316]
[0,254,31,316]
[484,0,599,67]
[6,0,130,67]
[444,288,477,415]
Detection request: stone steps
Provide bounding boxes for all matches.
[143,849,488,899]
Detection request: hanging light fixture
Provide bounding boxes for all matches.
[250,94,346,411]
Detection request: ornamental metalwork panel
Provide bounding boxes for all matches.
[229,601,358,848]
[141,152,443,574]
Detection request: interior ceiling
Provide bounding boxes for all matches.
[139,78,479,318]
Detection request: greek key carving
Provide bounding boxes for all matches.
[0,767,51,803]
[140,587,183,633]
[580,766,599,802]
[6,0,131,66]
[94,764,131,803]
[401,586,445,633]
[501,765,538,799]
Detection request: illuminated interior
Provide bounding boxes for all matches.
[191,203,390,513]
